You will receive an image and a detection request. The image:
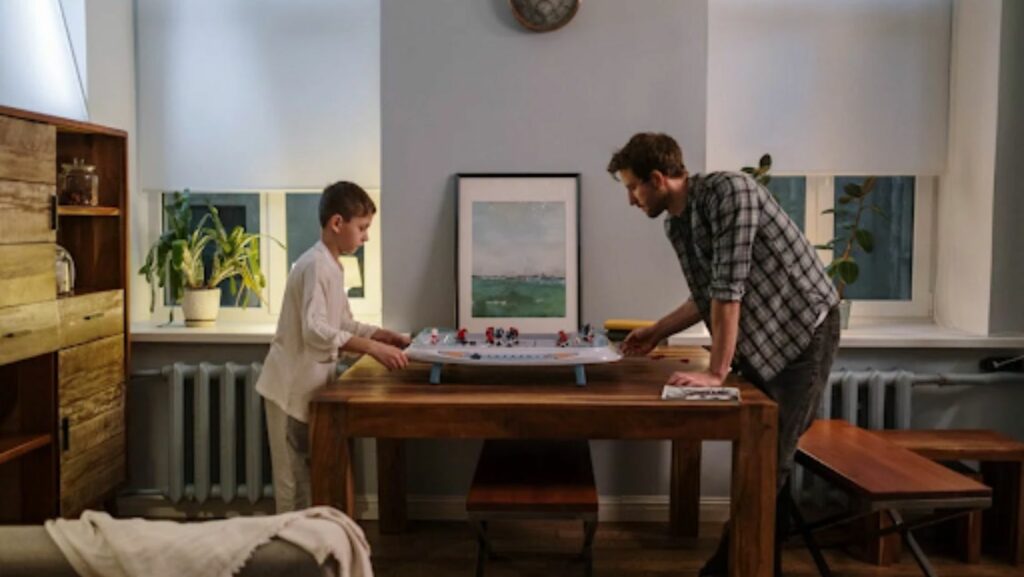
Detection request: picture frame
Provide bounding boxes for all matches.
[456,173,580,333]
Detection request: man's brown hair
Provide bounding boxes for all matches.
[319,181,376,227]
[606,132,686,182]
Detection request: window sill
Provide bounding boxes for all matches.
[666,317,1024,349]
[131,320,277,344]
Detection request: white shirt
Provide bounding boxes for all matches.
[256,241,379,422]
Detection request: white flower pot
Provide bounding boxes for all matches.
[182,288,221,327]
[838,299,852,329]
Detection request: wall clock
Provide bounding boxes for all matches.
[509,0,580,33]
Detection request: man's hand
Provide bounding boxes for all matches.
[369,342,409,370]
[372,328,411,349]
[621,326,660,357]
[666,369,724,388]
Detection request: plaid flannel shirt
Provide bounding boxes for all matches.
[665,172,839,382]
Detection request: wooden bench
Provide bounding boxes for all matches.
[875,429,1024,565]
[466,439,598,577]
[790,420,992,577]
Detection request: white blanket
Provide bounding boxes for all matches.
[44,506,372,577]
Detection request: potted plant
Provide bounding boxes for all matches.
[815,176,887,328]
[139,190,282,326]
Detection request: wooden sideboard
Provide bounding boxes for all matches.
[0,106,129,522]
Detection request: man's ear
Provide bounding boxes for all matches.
[649,170,665,188]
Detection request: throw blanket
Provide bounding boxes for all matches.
[44,506,372,577]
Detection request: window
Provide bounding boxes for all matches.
[147,188,382,325]
[767,176,807,232]
[758,174,933,318]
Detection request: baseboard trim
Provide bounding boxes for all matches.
[116,493,731,525]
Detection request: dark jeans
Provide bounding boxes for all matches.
[701,306,841,576]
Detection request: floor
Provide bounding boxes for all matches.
[364,519,1020,577]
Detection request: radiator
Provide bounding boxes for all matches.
[819,369,915,430]
[164,362,273,505]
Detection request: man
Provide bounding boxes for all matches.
[607,133,840,576]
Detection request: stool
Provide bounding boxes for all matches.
[875,429,1024,565]
[466,439,598,577]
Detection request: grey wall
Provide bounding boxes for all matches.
[990,0,1024,333]
[380,0,707,333]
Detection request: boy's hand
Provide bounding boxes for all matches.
[372,328,411,349]
[370,342,409,370]
[621,326,659,357]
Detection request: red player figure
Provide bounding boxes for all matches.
[429,327,439,345]
[485,326,495,345]
[508,326,519,344]
[557,330,569,347]
[456,328,468,344]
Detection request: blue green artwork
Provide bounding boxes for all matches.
[471,201,566,318]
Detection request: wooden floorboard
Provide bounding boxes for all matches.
[364,520,1021,576]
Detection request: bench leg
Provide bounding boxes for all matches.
[785,491,833,577]
[862,510,902,565]
[982,461,1024,565]
[582,520,597,577]
[470,519,490,577]
[888,510,938,577]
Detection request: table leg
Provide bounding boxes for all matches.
[310,403,354,515]
[670,439,701,538]
[377,438,408,534]
[729,402,777,577]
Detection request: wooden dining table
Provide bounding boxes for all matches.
[310,347,779,577]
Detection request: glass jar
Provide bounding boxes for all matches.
[58,158,99,206]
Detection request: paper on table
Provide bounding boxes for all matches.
[660,385,741,402]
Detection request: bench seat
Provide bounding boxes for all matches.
[791,420,992,577]
[875,428,1024,565]
[467,439,598,577]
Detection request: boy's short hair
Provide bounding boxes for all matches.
[319,181,376,227]
[607,132,686,182]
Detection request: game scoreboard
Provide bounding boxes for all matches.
[405,325,622,385]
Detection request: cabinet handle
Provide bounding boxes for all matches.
[83,312,105,321]
[62,417,70,452]
[51,194,59,231]
[2,330,29,339]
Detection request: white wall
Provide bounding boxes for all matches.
[135,0,380,191]
[0,0,88,119]
[380,0,707,334]
[707,0,951,174]
[934,0,1002,334]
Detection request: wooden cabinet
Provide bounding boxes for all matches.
[0,105,129,523]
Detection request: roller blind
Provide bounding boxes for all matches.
[707,0,951,174]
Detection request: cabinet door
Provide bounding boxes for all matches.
[58,334,125,517]
[0,300,59,365]
[0,115,55,184]
[0,244,56,308]
[58,290,124,348]
[0,180,56,245]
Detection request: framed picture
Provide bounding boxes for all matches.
[456,173,580,333]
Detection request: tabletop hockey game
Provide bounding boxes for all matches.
[406,325,622,385]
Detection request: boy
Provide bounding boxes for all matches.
[256,181,410,513]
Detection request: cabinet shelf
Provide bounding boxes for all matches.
[0,433,52,466]
[57,206,120,217]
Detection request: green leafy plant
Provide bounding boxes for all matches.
[138,190,283,321]
[815,177,888,299]
[741,154,773,187]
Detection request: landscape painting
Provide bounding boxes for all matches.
[471,201,565,318]
[457,174,579,333]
